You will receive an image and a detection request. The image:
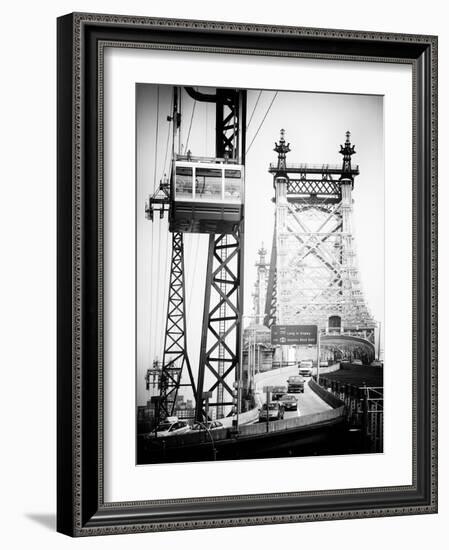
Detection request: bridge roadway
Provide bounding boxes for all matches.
[138,365,344,463]
[252,366,332,423]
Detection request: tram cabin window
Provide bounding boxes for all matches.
[224,169,242,202]
[174,161,244,204]
[175,166,193,199]
[195,168,222,201]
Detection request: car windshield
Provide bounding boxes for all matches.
[262,403,278,410]
[281,395,294,400]
[156,422,172,432]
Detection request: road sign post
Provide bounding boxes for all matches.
[232,382,240,433]
[150,396,162,437]
[317,331,321,384]
[265,387,270,433]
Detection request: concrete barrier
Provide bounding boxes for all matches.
[309,378,345,408]
[149,404,346,449]
[219,407,259,428]
[239,405,345,437]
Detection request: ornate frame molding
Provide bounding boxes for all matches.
[57,12,437,536]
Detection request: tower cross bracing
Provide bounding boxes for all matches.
[266,130,376,337]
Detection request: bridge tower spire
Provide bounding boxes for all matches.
[252,243,268,325]
[340,130,356,179]
[274,128,291,172]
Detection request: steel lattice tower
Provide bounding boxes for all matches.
[158,232,197,420]
[266,130,376,339]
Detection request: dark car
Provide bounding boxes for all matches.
[287,375,305,393]
[278,394,299,411]
[271,386,288,401]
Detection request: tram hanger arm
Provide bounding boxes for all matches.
[184,87,217,103]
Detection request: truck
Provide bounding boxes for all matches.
[287,375,305,393]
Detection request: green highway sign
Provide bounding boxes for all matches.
[271,324,318,345]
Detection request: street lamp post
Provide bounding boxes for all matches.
[265,387,271,433]
[196,421,217,460]
[232,380,240,433]
[150,395,162,438]
[202,391,212,422]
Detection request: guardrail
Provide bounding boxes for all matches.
[313,375,383,452]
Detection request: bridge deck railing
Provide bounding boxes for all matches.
[314,375,383,453]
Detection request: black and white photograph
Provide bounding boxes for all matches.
[136,84,384,464]
[0,0,441,544]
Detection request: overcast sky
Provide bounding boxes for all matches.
[136,84,384,406]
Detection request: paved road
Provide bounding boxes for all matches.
[253,371,332,422]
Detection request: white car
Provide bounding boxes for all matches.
[371,360,383,367]
[319,360,329,367]
[154,419,190,437]
[352,359,363,366]
[298,360,313,377]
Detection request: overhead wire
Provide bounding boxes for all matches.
[184,99,197,153]
[161,90,175,364]
[246,90,262,130]
[246,91,278,155]
[162,95,174,179]
[154,85,163,361]
[153,85,160,190]
[149,85,160,364]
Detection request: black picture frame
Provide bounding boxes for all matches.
[57,12,438,536]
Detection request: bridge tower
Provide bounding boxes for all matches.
[266,130,376,354]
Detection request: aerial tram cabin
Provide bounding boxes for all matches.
[170,153,244,234]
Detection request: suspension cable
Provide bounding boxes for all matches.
[184,99,197,153]
[162,95,174,179]
[150,85,160,361]
[246,90,262,130]
[153,85,160,190]
[246,91,278,155]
